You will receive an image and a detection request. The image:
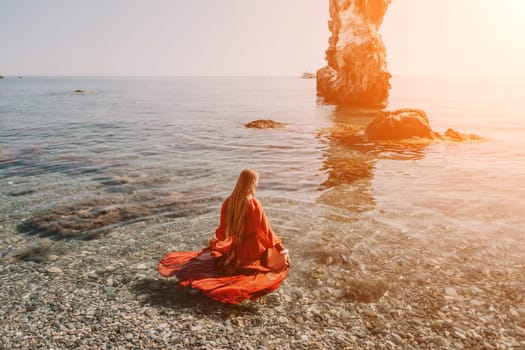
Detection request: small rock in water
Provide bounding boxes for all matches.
[8,189,35,197]
[443,128,481,142]
[343,278,388,303]
[11,243,52,263]
[245,119,286,129]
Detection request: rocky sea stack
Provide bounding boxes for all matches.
[317,0,392,108]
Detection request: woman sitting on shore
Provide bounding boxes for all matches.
[158,168,290,304]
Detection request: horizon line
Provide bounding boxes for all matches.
[2,73,525,79]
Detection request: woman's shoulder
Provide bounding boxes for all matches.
[247,197,262,211]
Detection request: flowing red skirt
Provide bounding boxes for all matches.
[158,249,288,304]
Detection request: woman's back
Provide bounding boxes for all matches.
[214,198,282,267]
[235,198,281,263]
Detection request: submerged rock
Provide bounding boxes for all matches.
[4,240,64,263]
[74,89,97,95]
[0,146,42,163]
[317,0,392,108]
[0,147,17,163]
[365,109,435,140]
[93,172,169,188]
[343,278,388,303]
[8,189,36,197]
[18,193,215,239]
[245,119,287,129]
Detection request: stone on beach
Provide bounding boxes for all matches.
[47,266,63,274]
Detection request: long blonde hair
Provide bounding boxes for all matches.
[225,168,259,240]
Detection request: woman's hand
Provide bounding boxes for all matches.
[284,254,291,266]
[280,249,291,266]
[209,234,220,245]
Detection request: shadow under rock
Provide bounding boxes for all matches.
[131,277,260,315]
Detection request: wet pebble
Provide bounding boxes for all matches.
[47,266,62,274]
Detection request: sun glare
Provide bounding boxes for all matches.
[510,0,525,11]
[503,0,525,18]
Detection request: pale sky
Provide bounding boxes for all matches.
[1,0,524,77]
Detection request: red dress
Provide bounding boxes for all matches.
[158,198,289,304]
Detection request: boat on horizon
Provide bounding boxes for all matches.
[300,71,315,79]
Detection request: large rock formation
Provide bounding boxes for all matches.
[317,0,392,108]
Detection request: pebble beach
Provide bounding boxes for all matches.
[2,202,524,349]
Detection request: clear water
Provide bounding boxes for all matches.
[0,76,523,252]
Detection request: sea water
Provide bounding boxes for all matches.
[0,76,523,254]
